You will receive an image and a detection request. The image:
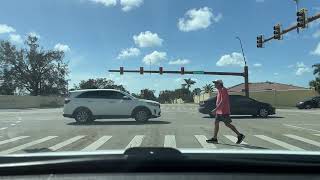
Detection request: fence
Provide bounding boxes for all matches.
[0,95,64,109]
[194,89,319,107]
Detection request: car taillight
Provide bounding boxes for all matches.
[65,98,71,104]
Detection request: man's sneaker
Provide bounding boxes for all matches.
[206,138,218,144]
[236,134,245,144]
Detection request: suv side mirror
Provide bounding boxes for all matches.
[122,96,131,100]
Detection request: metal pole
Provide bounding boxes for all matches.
[236,37,249,97]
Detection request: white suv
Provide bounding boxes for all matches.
[63,89,161,123]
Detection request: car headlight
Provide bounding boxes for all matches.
[147,102,160,107]
[298,102,304,104]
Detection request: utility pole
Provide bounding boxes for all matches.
[236,37,249,97]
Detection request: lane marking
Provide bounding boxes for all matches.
[125,135,144,149]
[0,136,29,146]
[82,136,112,151]
[16,121,21,123]
[254,135,304,151]
[0,136,57,154]
[49,136,85,151]
[194,135,216,149]
[164,135,176,148]
[314,134,320,136]
[10,124,16,126]
[0,127,8,130]
[284,134,320,148]
[224,135,248,145]
[283,124,320,133]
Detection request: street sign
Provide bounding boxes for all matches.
[193,71,204,74]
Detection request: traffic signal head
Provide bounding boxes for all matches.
[120,67,124,75]
[159,67,163,75]
[297,9,307,28]
[273,24,281,40]
[139,67,144,74]
[181,67,185,75]
[256,35,264,48]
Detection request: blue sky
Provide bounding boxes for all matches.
[0,0,320,94]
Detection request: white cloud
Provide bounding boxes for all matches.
[0,24,15,34]
[9,34,23,44]
[295,62,311,76]
[256,0,264,2]
[274,73,279,76]
[54,43,71,52]
[216,52,245,67]
[168,59,190,65]
[142,51,167,65]
[253,63,262,67]
[311,42,320,56]
[178,7,221,32]
[89,0,117,7]
[313,30,320,39]
[120,0,143,12]
[117,47,140,59]
[133,31,163,48]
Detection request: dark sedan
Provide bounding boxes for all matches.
[296,96,320,109]
[199,95,276,118]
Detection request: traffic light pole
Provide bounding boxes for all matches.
[109,66,250,97]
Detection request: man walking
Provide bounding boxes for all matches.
[206,80,245,144]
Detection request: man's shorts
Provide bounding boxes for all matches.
[215,114,232,123]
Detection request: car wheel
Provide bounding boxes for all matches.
[305,104,312,109]
[259,108,269,118]
[74,109,93,124]
[134,109,150,123]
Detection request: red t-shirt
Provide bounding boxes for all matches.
[216,87,230,115]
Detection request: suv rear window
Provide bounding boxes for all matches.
[76,91,99,98]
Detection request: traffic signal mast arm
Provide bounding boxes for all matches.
[259,12,320,45]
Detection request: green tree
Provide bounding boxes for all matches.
[183,78,196,90]
[203,84,214,97]
[73,78,129,93]
[309,63,320,94]
[139,89,157,101]
[158,90,175,103]
[0,35,68,96]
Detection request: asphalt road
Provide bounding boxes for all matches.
[0,104,320,154]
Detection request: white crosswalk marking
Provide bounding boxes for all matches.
[284,134,320,148]
[224,135,248,145]
[0,127,8,130]
[254,135,304,151]
[49,136,85,151]
[82,136,112,151]
[126,135,144,149]
[314,134,320,136]
[0,136,29,146]
[164,135,176,148]
[0,136,57,154]
[194,135,216,149]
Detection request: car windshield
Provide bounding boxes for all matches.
[0,0,320,159]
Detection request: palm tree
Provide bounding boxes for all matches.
[183,78,196,90]
[192,88,202,103]
[310,63,320,93]
[312,63,320,76]
[203,84,214,99]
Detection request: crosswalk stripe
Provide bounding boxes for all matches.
[254,135,304,151]
[82,136,112,151]
[314,134,320,136]
[126,135,144,149]
[224,135,248,145]
[0,136,57,154]
[0,127,8,130]
[49,136,85,151]
[164,135,176,148]
[0,136,29,146]
[194,135,216,149]
[284,134,320,148]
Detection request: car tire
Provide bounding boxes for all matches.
[305,104,312,109]
[258,108,269,118]
[74,108,93,124]
[134,109,150,123]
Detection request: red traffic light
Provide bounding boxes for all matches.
[159,67,163,75]
[181,67,185,75]
[140,67,144,74]
[120,67,124,75]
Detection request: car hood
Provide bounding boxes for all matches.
[138,99,160,104]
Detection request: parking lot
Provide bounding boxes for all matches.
[0,104,320,154]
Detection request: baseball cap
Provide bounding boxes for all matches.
[212,79,223,84]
